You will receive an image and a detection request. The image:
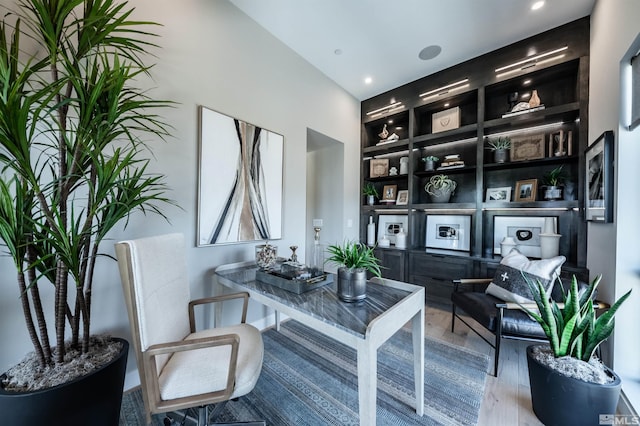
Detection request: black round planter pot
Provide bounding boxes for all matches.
[527,345,621,426]
[0,338,129,426]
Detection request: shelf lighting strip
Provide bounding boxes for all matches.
[483,207,574,212]
[494,46,568,78]
[487,121,567,138]
[365,102,404,118]
[419,78,469,100]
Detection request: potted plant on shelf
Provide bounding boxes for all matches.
[362,182,379,206]
[521,275,632,426]
[421,155,439,171]
[0,1,172,425]
[424,174,457,203]
[486,136,511,163]
[326,241,382,302]
[542,165,567,200]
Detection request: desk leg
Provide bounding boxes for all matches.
[213,280,224,328]
[412,306,425,416]
[275,310,281,331]
[357,340,377,426]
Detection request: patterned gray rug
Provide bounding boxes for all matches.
[120,321,489,425]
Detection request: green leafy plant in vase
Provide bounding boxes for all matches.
[542,165,567,200]
[424,174,457,203]
[362,182,379,205]
[326,241,382,302]
[486,136,511,163]
[421,155,439,171]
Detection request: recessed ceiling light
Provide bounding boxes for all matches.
[531,1,545,11]
[364,77,373,85]
[418,45,442,61]
[334,49,343,55]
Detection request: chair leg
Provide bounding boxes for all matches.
[451,304,456,332]
[494,307,504,377]
[207,400,229,423]
[197,406,207,426]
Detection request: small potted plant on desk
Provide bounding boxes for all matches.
[542,165,567,200]
[424,174,457,203]
[486,136,511,163]
[421,155,439,171]
[362,182,379,206]
[521,275,632,426]
[326,241,382,302]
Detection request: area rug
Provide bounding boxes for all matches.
[120,321,489,425]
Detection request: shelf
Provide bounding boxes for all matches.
[484,103,580,133]
[483,155,579,171]
[482,200,579,210]
[363,139,410,155]
[363,205,410,212]
[415,166,476,176]
[412,203,477,211]
[364,174,409,182]
[413,123,478,146]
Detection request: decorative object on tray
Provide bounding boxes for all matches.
[437,154,465,170]
[522,275,631,426]
[399,156,409,174]
[528,89,541,108]
[585,130,614,222]
[255,242,278,269]
[370,158,389,178]
[515,179,538,202]
[310,220,325,274]
[255,261,333,294]
[549,130,572,157]
[396,189,409,205]
[541,165,566,200]
[377,214,408,245]
[425,214,471,251]
[362,182,378,205]
[486,136,511,163]
[381,184,398,204]
[199,106,284,246]
[432,106,460,133]
[425,174,457,203]
[326,241,382,302]
[421,155,439,171]
[493,216,557,258]
[510,134,546,161]
[289,245,298,263]
[486,186,512,202]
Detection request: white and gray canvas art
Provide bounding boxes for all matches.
[198,107,283,246]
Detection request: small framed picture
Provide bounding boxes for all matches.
[585,130,614,222]
[425,214,471,251]
[381,185,397,203]
[370,158,389,178]
[510,134,546,161]
[396,189,408,205]
[485,186,512,202]
[515,179,538,202]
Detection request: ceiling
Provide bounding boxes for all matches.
[230,0,595,101]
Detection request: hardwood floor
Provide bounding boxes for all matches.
[425,301,544,426]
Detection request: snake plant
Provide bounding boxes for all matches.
[522,275,631,361]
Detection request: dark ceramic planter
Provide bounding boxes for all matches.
[493,149,509,163]
[527,345,621,426]
[0,338,129,426]
[337,267,367,302]
[428,190,452,203]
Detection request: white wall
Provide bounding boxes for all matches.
[0,0,360,390]
[590,0,640,409]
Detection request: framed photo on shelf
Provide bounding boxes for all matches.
[425,214,471,251]
[493,216,556,258]
[370,158,389,178]
[510,134,545,161]
[377,214,408,245]
[515,179,538,202]
[381,185,397,203]
[585,130,614,222]
[396,189,409,205]
[485,186,512,202]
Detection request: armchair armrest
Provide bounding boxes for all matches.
[144,334,240,403]
[452,278,493,292]
[497,301,609,310]
[189,292,250,332]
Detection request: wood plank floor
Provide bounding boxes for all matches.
[425,301,544,426]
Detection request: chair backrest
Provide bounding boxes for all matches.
[115,233,192,372]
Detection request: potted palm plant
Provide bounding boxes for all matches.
[362,182,379,206]
[486,136,511,163]
[521,275,632,426]
[424,174,457,203]
[326,241,382,302]
[0,1,172,424]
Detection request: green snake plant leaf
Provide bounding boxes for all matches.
[582,289,633,361]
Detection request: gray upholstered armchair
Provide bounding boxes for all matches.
[115,233,264,425]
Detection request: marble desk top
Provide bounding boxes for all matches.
[215,264,420,339]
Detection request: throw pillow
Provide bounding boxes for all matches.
[485,249,566,303]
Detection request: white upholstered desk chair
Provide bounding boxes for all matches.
[115,233,264,426]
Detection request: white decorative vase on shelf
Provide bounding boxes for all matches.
[500,237,517,257]
[540,234,561,259]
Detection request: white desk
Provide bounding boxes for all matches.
[214,262,424,426]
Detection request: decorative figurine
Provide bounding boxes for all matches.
[289,245,298,263]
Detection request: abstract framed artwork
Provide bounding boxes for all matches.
[197,106,283,246]
[485,186,512,202]
[377,214,408,245]
[585,130,614,222]
[493,215,556,258]
[510,134,545,161]
[425,214,471,251]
